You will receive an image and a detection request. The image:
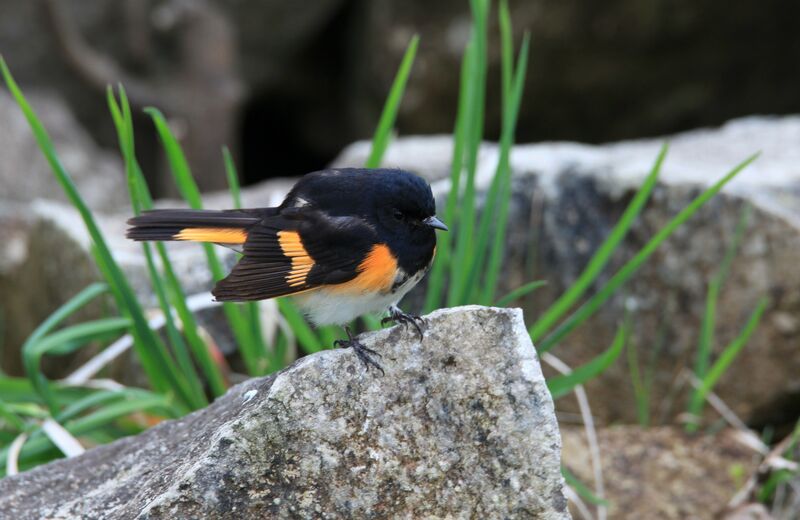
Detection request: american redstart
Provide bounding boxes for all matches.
[127,168,447,372]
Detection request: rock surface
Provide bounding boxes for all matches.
[561,426,758,519]
[0,89,125,211]
[336,116,800,428]
[0,306,568,519]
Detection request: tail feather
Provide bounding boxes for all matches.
[126,209,270,243]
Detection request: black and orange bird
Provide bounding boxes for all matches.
[127,168,447,372]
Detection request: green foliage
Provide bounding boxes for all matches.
[147,107,269,376]
[535,153,758,354]
[562,466,610,507]
[547,319,628,400]
[625,328,668,428]
[528,144,666,343]
[687,296,768,432]
[685,205,764,432]
[0,285,183,475]
[1,58,196,410]
[108,87,215,403]
[365,35,419,168]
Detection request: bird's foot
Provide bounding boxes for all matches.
[381,305,425,339]
[334,327,384,375]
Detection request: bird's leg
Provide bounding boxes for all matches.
[381,305,425,338]
[333,326,384,375]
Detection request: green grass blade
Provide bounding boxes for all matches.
[536,153,758,353]
[0,377,92,406]
[448,0,489,306]
[0,394,173,471]
[562,466,610,506]
[478,33,530,304]
[20,283,109,414]
[277,299,324,354]
[223,146,243,209]
[547,320,628,400]
[28,318,131,357]
[56,387,175,423]
[361,314,383,331]
[467,0,519,304]
[146,108,203,207]
[494,280,547,307]
[694,297,768,408]
[146,108,267,375]
[758,469,796,503]
[499,0,513,101]
[626,339,650,427]
[0,400,26,432]
[423,38,476,312]
[223,148,269,370]
[23,317,131,414]
[23,283,108,350]
[686,204,751,431]
[108,88,209,405]
[365,35,419,168]
[1,59,196,406]
[529,143,668,342]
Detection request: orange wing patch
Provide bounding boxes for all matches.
[336,244,397,294]
[278,231,315,287]
[175,227,248,244]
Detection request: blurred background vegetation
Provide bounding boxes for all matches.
[2,0,799,193]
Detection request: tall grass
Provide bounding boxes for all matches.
[684,204,768,432]
[0,0,758,475]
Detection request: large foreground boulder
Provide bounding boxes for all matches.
[0,306,568,519]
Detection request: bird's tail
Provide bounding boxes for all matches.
[126,209,270,245]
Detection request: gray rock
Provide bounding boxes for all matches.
[335,116,800,427]
[0,306,568,519]
[0,89,126,212]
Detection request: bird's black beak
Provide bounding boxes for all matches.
[424,216,448,231]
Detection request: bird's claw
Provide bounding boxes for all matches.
[382,307,426,339]
[335,328,384,375]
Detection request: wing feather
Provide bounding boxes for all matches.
[211,211,378,302]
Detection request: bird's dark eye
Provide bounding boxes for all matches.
[393,209,404,221]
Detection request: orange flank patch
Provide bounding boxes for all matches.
[337,244,397,294]
[278,230,315,287]
[174,227,248,244]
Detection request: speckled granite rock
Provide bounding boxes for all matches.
[0,306,568,519]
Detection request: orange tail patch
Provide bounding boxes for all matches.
[174,227,248,244]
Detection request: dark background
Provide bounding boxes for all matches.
[2,0,799,195]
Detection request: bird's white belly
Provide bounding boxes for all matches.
[292,269,424,325]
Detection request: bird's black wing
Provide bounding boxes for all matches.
[212,209,388,302]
